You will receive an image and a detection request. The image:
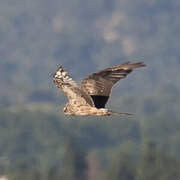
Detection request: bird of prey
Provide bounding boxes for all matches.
[53,62,146,116]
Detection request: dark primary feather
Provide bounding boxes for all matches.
[90,95,109,108]
[81,62,146,108]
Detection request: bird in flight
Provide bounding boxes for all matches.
[53,62,146,116]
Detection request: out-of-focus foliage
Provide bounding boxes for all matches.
[0,0,180,106]
[136,143,180,180]
[0,104,141,172]
[0,98,180,179]
[0,0,180,179]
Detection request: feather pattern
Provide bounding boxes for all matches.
[53,62,146,116]
[81,62,146,97]
[53,66,94,107]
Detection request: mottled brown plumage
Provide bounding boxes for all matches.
[53,62,146,116]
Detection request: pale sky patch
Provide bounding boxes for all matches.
[95,12,127,43]
[52,16,64,33]
[103,31,119,43]
[122,37,136,56]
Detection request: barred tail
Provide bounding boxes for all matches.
[108,110,133,116]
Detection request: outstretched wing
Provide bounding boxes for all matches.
[53,66,94,107]
[81,62,146,108]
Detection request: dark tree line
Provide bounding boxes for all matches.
[6,143,180,180]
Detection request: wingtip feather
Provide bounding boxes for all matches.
[110,62,146,71]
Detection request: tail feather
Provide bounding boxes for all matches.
[108,110,133,116]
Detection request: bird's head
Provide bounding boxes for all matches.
[63,104,73,115]
[63,105,68,113]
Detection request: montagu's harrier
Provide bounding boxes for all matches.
[53,62,146,116]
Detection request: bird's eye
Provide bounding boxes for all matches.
[63,107,67,112]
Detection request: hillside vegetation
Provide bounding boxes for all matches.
[0,0,180,179]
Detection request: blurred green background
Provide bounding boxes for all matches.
[0,0,180,179]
